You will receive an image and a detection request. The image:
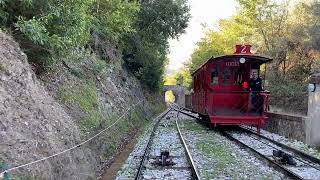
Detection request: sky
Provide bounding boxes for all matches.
[167,0,237,74]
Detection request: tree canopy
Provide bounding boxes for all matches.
[186,0,320,113]
[124,0,190,90]
[164,65,192,89]
[0,0,190,90]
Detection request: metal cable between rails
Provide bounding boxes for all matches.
[0,101,142,177]
[134,108,172,180]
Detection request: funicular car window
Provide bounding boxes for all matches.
[234,67,242,84]
[222,67,231,84]
[211,68,218,85]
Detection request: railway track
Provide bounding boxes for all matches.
[134,107,200,180]
[222,128,320,180]
[240,126,320,167]
[173,104,320,179]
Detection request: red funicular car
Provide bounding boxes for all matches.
[191,45,273,132]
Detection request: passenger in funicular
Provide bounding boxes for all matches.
[249,69,263,113]
[249,69,263,92]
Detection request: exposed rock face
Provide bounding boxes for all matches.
[0,32,97,178]
[40,42,157,179]
[0,31,163,179]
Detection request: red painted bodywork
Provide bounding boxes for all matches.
[191,46,272,130]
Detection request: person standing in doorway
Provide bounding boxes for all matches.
[249,69,263,113]
[249,69,263,92]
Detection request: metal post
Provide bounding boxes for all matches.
[307,73,320,146]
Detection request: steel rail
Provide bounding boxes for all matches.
[239,126,320,170]
[171,106,200,120]
[170,104,318,179]
[134,108,172,180]
[135,106,201,180]
[221,131,303,180]
[241,131,320,172]
[173,104,200,116]
[239,126,320,166]
[175,112,201,180]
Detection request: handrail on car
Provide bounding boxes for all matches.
[207,90,270,94]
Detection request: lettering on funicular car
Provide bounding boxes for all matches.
[225,62,239,67]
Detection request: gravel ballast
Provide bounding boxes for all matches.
[178,113,285,179]
[116,110,193,179]
[117,108,296,179]
[117,107,320,179]
[245,126,320,159]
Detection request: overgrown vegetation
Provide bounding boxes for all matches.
[164,90,175,103]
[11,175,35,180]
[0,62,5,72]
[101,107,147,158]
[186,0,320,113]
[0,1,172,178]
[58,81,101,130]
[147,93,167,115]
[0,0,190,90]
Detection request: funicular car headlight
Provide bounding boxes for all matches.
[240,58,246,63]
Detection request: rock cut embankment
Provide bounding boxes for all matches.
[0,31,162,179]
[0,32,98,179]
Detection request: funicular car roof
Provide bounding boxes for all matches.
[192,54,273,76]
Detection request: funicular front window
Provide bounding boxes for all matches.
[221,66,243,85]
[211,68,218,85]
[234,67,242,84]
[222,68,231,84]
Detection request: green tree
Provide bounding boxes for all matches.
[137,0,190,48]
[188,14,252,74]
[188,0,320,112]
[0,0,190,91]
[0,0,94,73]
[124,0,190,90]
[164,65,192,89]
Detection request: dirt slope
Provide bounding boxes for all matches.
[0,32,97,179]
[0,31,164,179]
